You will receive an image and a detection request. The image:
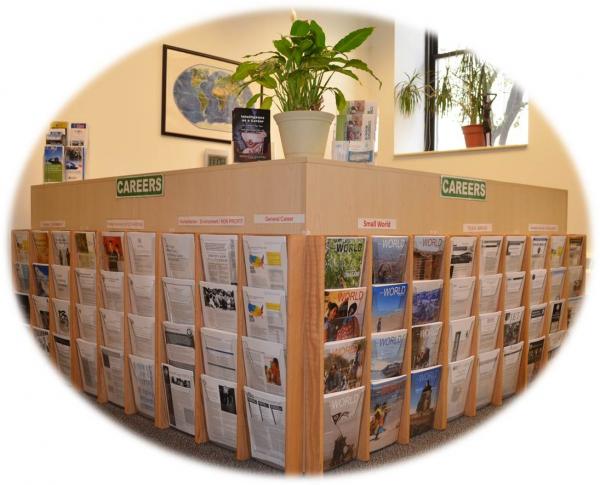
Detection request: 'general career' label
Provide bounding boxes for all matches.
[441,175,486,201]
[116,174,164,198]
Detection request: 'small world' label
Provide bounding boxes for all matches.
[116,174,164,198]
[440,175,486,201]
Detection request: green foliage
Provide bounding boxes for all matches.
[231,19,381,113]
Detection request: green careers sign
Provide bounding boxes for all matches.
[440,175,486,201]
[116,174,164,198]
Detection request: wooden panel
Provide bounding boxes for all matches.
[464,236,481,417]
[66,231,83,391]
[154,235,169,428]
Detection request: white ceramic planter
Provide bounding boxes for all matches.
[273,110,335,159]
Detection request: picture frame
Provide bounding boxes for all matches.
[161,44,252,144]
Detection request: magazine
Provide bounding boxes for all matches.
[126,232,155,276]
[128,313,154,359]
[529,269,547,305]
[100,270,124,311]
[99,308,124,349]
[32,295,50,329]
[476,348,500,408]
[413,236,445,280]
[13,230,30,263]
[567,265,583,298]
[504,271,525,309]
[323,337,366,394]
[369,375,406,452]
[449,236,476,278]
[129,354,155,417]
[16,292,30,322]
[52,298,71,337]
[528,303,547,340]
[412,279,443,325]
[371,329,407,380]
[324,237,366,289]
[502,342,524,398]
[46,127,66,145]
[411,322,442,370]
[44,145,64,182]
[478,312,501,353]
[243,235,287,291]
[75,268,96,305]
[242,286,287,344]
[371,283,408,333]
[372,236,408,284]
[162,233,195,280]
[76,338,97,395]
[101,232,125,272]
[447,356,474,420]
[567,296,584,327]
[76,304,97,342]
[68,121,88,146]
[200,327,237,382]
[479,274,502,313]
[323,386,364,470]
[101,346,124,406]
[74,231,97,269]
[549,267,566,300]
[32,327,50,354]
[200,281,237,333]
[162,277,195,324]
[163,321,195,371]
[51,264,70,300]
[64,146,85,181]
[526,337,545,382]
[530,235,549,270]
[245,386,286,469]
[232,107,271,162]
[128,274,155,317]
[448,316,475,363]
[15,263,29,293]
[323,287,367,342]
[550,235,566,268]
[503,306,525,347]
[51,231,71,265]
[201,374,237,449]
[161,363,195,435]
[32,231,50,264]
[32,263,49,297]
[200,234,238,285]
[547,330,567,360]
[409,366,442,437]
[54,334,71,378]
[549,299,565,333]
[568,237,583,266]
[450,276,475,320]
[479,236,503,275]
[504,236,526,272]
[242,336,286,396]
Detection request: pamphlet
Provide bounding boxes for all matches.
[16,292,30,322]
[162,277,195,324]
[74,231,97,269]
[549,267,566,300]
[449,236,476,278]
[369,375,406,452]
[15,263,29,293]
[547,330,567,360]
[323,287,367,342]
[128,313,155,359]
[549,299,565,333]
[411,322,442,370]
[13,230,30,263]
[201,374,237,449]
[100,270,124,311]
[323,336,366,394]
[504,236,526,272]
[126,232,155,276]
[242,286,287,344]
[528,303,547,340]
[99,308,124,350]
[68,121,88,146]
[200,327,237,382]
[413,236,445,280]
[51,264,70,300]
[32,295,50,329]
[371,283,408,333]
[449,276,475,320]
[232,107,271,162]
[567,296,584,327]
[32,263,49,297]
[503,271,525,309]
[161,363,195,435]
[478,311,501,353]
[243,235,287,291]
[502,342,524,398]
[412,279,443,325]
[372,236,408,284]
[503,306,525,347]
[64,146,85,181]
[75,268,96,305]
[128,274,155,317]
[526,337,545,382]
[529,269,547,305]
[324,237,366,289]
[447,356,474,420]
[101,232,125,272]
[550,235,566,268]
[51,231,71,265]
[101,346,124,407]
[77,338,97,395]
[200,234,238,285]
[32,230,50,264]
[163,321,195,371]
[479,274,502,313]
[76,304,97,343]
[54,334,71,378]
[242,336,286,396]
[43,145,64,183]
[52,298,71,337]
[476,348,500,408]
[371,329,407,380]
[479,236,503,275]
[33,327,50,354]
[567,265,583,298]
[129,354,155,417]
[409,366,442,437]
[568,237,583,266]
[200,281,237,333]
[530,235,549,270]
[448,316,475,363]
[162,233,195,280]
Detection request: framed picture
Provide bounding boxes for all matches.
[161,44,253,143]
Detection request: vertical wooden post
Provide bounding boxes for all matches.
[122,231,136,414]
[433,236,450,430]
[67,231,83,390]
[517,236,533,392]
[491,236,508,406]
[96,231,108,404]
[29,231,36,326]
[464,235,481,417]
[154,233,169,428]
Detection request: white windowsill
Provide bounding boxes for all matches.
[393,143,528,159]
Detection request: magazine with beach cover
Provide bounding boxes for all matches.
[413,236,445,280]
[410,365,442,437]
[369,375,406,452]
[372,236,408,284]
[412,279,443,325]
[325,237,366,289]
[411,322,442,370]
[323,287,367,342]
[324,337,366,394]
[371,329,407,380]
[372,283,408,333]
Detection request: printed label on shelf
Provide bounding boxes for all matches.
[440,175,486,201]
[254,213,305,224]
[528,223,559,232]
[357,217,397,230]
[39,220,66,228]
[177,215,245,226]
[116,174,164,198]
[463,223,493,232]
[106,219,145,230]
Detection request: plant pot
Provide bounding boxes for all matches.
[461,124,487,148]
[274,110,335,159]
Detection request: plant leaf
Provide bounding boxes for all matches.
[273,38,292,58]
[290,19,310,36]
[231,62,258,81]
[260,96,273,110]
[333,88,347,114]
[333,27,374,53]
[245,92,262,108]
[256,76,277,89]
[344,59,382,87]
[309,20,326,49]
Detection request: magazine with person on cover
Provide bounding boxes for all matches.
[369,375,406,452]
[372,283,408,333]
[412,279,443,325]
[232,108,271,162]
[411,322,442,370]
[449,236,476,278]
[324,337,366,394]
[323,287,367,342]
[372,236,408,284]
[409,365,441,437]
[325,237,366,289]
[413,236,445,280]
[101,232,125,272]
[371,329,407,380]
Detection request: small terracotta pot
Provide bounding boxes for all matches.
[461,124,486,148]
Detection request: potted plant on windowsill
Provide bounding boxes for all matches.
[231,18,381,159]
[395,51,495,148]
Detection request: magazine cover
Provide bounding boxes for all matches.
[447,356,474,420]
[550,235,566,268]
[324,337,366,394]
[74,231,97,269]
[324,237,366,289]
[64,146,85,181]
[323,387,365,470]
[411,322,442,370]
[449,236,476,278]
[503,306,525,347]
[372,236,408,284]
[413,236,445,280]
[371,329,407,380]
[412,279,443,325]
[323,287,367,342]
[369,375,406,452]
[32,263,49,297]
[32,231,50,264]
[232,107,271,162]
[527,337,545,381]
[372,283,408,333]
[102,233,125,272]
[43,144,64,183]
[410,365,442,437]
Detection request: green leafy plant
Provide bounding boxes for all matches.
[231,19,381,113]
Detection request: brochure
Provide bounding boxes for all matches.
[568,237,583,266]
[64,146,85,181]
[101,232,125,272]
[502,342,524,398]
[504,271,525,310]
[75,268,96,305]
[549,299,565,333]
[128,313,155,359]
[530,235,549,270]
[478,311,501,353]
[411,322,442,370]
[412,279,443,325]
[74,231,97,269]
[369,375,406,452]
[129,354,155,417]
[52,298,71,337]
[232,107,271,162]
[324,336,366,394]
[413,236,445,280]
[162,233,195,280]
[51,264,70,300]
[479,236,503,275]
[32,295,50,329]
[548,330,567,360]
[163,321,195,371]
[448,316,475,363]
[77,338,97,395]
[371,329,407,380]
[126,232,155,276]
[76,303,97,343]
[201,374,237,450]
[54,334,71,378]
[200,234,238,285]
[567,296,584,327]
[162,277,195,324]
[324,237,366,289]
[242,336,286,396]
[526,337,545,382]
[32,263,49,297]
[242,286,287,344]
[549,235,566,268]
[200,327,237,382]
[13,229,30,263]
[128,274,155,317]
[51,231,71,265]
[372,236,408,284]
[449,236,476,278]
[101,346,124,407]
[15,263,29,293]
[200,281,237,333]
[529,269,547,305]
[33,327,50,354]
[100,270,124,311]
[43,145,64,182]
[32,230,50,264]
[479,274,502,314]
[503,306,525,347]
[476,348,500,408]
[449,276,475,320]
[567,265,583,298]
[99,308,124,350]
[549,267,566,300]
[447,356,474,420]
[528,303,547,340]
[504,236,526,272]
[409,365,442,437]
[371,283,408,333]
[243,235,287,291]
[161,363,195,435]
[323,287,367,342]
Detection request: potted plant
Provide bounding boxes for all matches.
[395,51,496,148]
[231,19,381,159]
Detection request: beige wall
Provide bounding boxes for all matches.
[12,10,588,237]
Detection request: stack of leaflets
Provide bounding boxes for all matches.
[332,100,377,163]
[44,120,87,182]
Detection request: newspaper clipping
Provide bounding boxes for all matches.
[200,281,238,333]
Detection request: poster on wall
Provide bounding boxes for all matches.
[161,44,253,143]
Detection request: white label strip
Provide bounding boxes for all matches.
[254,214,305,224]
[178,215,245,226]
[528,223,559,232]
[358,218,397,230]
[106,219,145,230]
[463,223,493,233]
[39,220,66,229]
